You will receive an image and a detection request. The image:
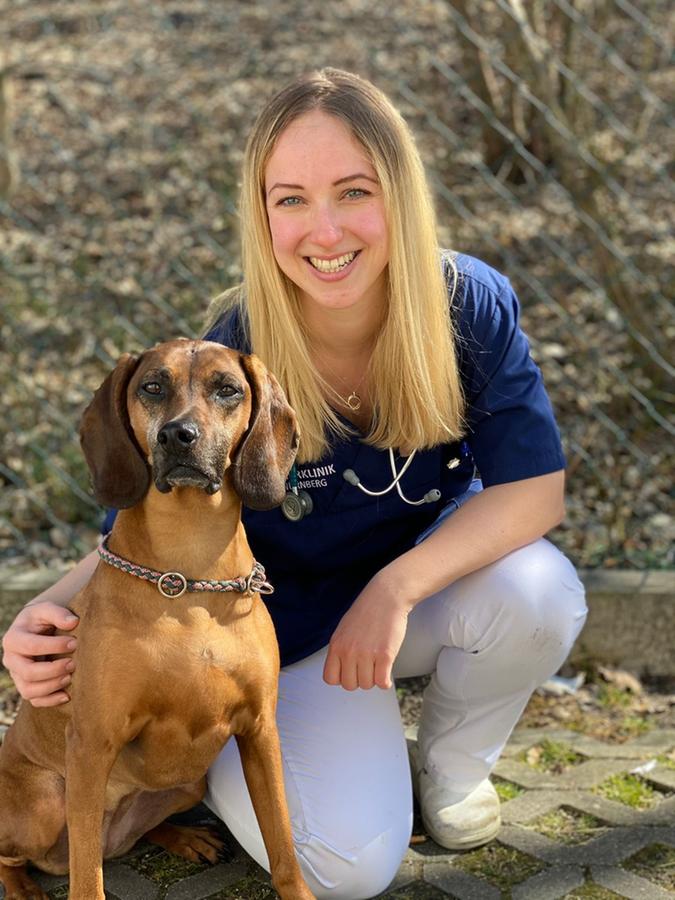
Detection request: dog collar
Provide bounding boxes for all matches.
[97,535,274,599]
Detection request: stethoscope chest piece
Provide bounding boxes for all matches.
[281,489,314,522]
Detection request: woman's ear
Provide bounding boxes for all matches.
[79,353,151,508]
[232,354,299,510]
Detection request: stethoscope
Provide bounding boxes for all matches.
[281,447,461,522]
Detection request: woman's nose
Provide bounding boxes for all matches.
[309,204,343,248]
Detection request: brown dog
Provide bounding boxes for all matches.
[0,339,314,900]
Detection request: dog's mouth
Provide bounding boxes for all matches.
[154,464,222,496]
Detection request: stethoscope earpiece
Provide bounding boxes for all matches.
[343,450,441,507]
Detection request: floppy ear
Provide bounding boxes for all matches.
[79,353,151,508]
[232,354,299,510]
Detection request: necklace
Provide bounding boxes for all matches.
[320,360,369,411]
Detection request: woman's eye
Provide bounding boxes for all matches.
[277,196,303,207]
[142,382,162,396]
[344,188,368,200]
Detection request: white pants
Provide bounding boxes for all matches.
[205,533,587,899]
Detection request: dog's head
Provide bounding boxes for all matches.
[79,339,299,510]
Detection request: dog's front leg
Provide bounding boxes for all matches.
[236,724,315,900]
[64,720,117,900]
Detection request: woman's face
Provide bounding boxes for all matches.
[264,110,389,315]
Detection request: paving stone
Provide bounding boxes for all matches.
[423,863,502,899]
[500,789,569,824]
[164,861,248,899]
[511,865,585,900]
[498,825,566,862]
[648,765,675,791]
[554,759,638,789]
[102,860,162,899]
[591,864,675,900]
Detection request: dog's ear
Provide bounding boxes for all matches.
[232,354,299,510]
[79,353,151,508]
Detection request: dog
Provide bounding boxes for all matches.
[0,339,314,900]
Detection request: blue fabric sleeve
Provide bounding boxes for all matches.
[458,274,566,486]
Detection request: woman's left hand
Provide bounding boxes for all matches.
[323,571,412,691]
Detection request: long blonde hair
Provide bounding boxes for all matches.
[208,68,465,462]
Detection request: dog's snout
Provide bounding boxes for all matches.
[158,421,200,452]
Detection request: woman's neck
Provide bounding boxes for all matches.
[300,294,385,360]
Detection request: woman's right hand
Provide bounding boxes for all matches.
[2,602,79,707]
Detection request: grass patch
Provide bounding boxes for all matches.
[453,843,543,894]
[206,878,278,899]
[657,751,675,771]
[623,843,675,891]
[493,778,525,802]
[617,715,651,738]
[519,739,584,773]
[593,774,659,809]
[125,844,208,887]
[47,886,70,900]
[528,807,606,844]
[563,883,624,898]
[596,684,633,708]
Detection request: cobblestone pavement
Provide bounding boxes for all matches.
[8,725,675,900]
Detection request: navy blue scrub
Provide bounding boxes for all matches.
[103,253,565,665]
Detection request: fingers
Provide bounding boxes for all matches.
[323,645,393,691]
[20,674,72,705]
[11,602,79,634]
[4,631,77,659]
[1,601,79,705]
[4,653,75,684]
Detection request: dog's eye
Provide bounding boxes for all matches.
[217,385,238,399]
[142,382,163,396]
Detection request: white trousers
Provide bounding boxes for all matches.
[205,534,587,899]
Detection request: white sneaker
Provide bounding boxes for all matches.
[408,739,501,850]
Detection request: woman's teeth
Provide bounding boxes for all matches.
[308,252,357,273]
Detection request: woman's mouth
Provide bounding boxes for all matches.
[306,250,360,275]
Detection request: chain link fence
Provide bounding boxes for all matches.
[1,0,672,572]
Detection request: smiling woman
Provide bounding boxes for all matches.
[4,68,587,900]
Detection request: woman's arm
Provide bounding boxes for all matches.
[323,470,565,691]
[1,549,99,706]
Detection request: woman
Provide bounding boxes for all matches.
[3,69,587,899]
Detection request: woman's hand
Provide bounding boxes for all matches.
[2,602,79,707]
[323,571,412,691]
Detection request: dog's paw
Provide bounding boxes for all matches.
[0,869,50,900]
[145,823,226,864]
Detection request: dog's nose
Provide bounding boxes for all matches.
[157,420,200,452]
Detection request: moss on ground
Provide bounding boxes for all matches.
[563,882,625,898]
[592,773,660,809]
[622,842,675,892]
[384,882,452,899]
[206,878,278,899]
[452,842,543,895]
[493,778,525,802]
[519,739,584,773]
[124,843,209,887]
[657,751,675,770]
[528,806,607,845]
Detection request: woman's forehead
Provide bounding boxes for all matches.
[264,110,376,186]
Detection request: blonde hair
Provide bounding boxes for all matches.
[208,68,465,462]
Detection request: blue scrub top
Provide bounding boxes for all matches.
[104,253,565,666]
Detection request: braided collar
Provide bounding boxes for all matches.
[98,535,274,599]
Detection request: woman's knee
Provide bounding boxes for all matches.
[459,540,587,671]
[299,820,410,899]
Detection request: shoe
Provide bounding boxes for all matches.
[408,739,501,850]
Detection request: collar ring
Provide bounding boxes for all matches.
[158,571,188,598]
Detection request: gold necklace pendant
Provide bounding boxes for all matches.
[346,392,362,411]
